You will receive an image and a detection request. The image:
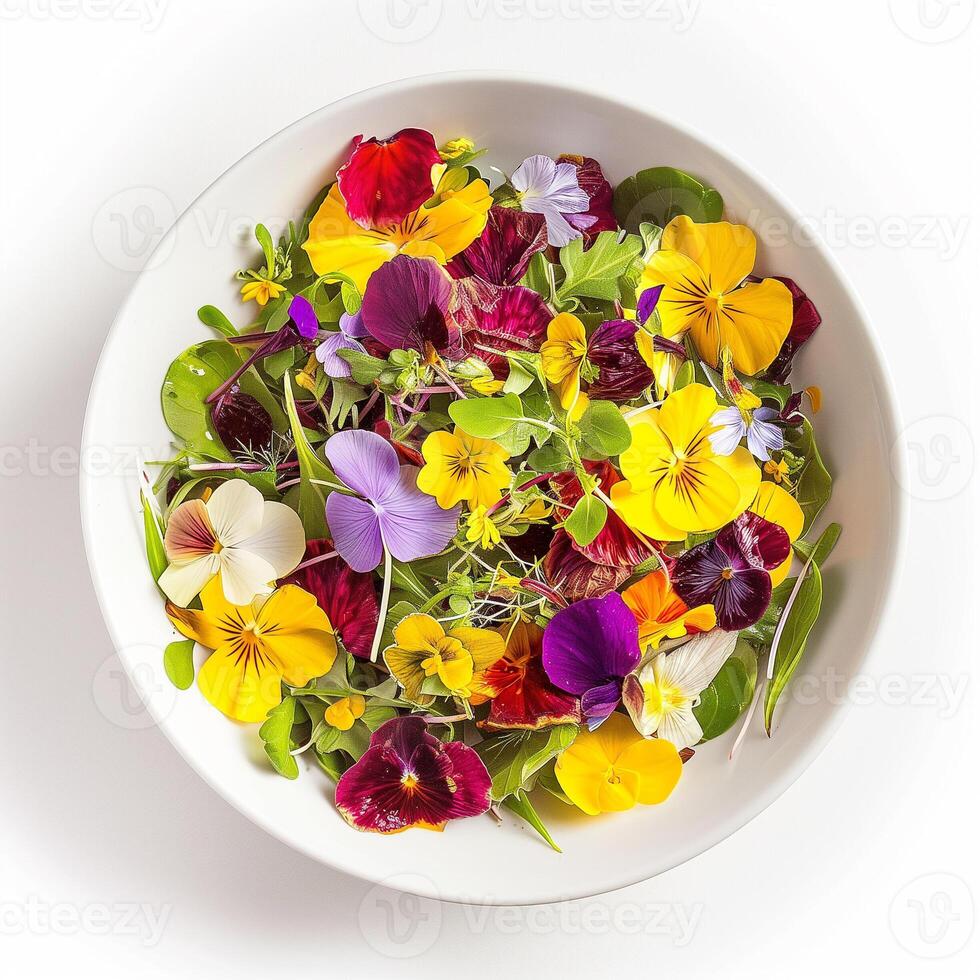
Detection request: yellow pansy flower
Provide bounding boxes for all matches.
[240,277,285,307]
[417,426,512,510]
[167,578,337,724]
[555,712,683,815]
[635,329,687,397]
[610,383,760,541]
[302,179,492,293]
[324,694,366,732]
[384,614,505,704]
[540,313,590,419]
[750,482,804,586]
[639,216,793,376]
[466,506,502,549]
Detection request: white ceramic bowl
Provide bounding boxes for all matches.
[81,72,906,905]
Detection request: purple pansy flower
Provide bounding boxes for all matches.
[710,405,784,461]
[207,295,319,405]
[335,716,492,834]
[511,155,594,247]
[359,254,460,362]
[323,429,459,573]
[541,592,642,725]
[673,513,791,631]
[586,319,656,402]
[315,310,370,379]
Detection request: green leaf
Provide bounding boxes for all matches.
[502,789,562,852]
[474,725,578,801]
[259,697,300,779]
[673,360,695,391]
[519,251,560,303]
[341,280,361,315]
[163,639,195,691]
[282,379,332,538]
[578,400,632,458]
[556,231,642,303]
[254,223,276,272]
[764,562,823,734]
[564,494,607,547]
[197,305,238,338]
[693,639,757,741]
[141,493,167,581]
[449,393,526,439]
[613,166,724,234]
[785,420,832,534]
[526,443,570,473]
[338,348,387,385]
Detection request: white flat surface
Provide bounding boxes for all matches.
[1,0,977,976]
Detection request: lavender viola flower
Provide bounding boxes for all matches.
[673,512,791,631]
[710,405,784,461]
[315,310,370,379]
[323,429,459,574]
[541,592,642,726]
[511,155,594,247]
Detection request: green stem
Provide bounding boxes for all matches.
[369,546,393,663]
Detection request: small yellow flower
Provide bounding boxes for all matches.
[240,277,285,307]
[764,458,790,484]
[466,506,502,549]
[384,614,504,704]
[540,313,590,419]
[417,427,512,510]
[493,566,524,590]
[324,695,366,732]
[441,137,476,160]
[555,712,683,815]
[470,375,505,395]
[513,498,553,524]
[295,354,320,394]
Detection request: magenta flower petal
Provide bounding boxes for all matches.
[376,467,460,563]
[446,206,548,286]
[325,493,383,573]
[337,128,442,230]
[323,430,400,502]
[557,155,618,239]
[543,529,631,602]
[461,284,552,379]
[360,255,457,359]
[766,277,822,383]
[542,593,640,720]
[335,717,492,833]
[722,511,791,571]
[586,319,655,402]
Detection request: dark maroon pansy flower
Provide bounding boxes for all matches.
[551,462,650,568]
[447,206,548,286]
[765,277,822,384]
[279,539,379,659]
[557,155,618,239]
[360,255,461,362]
[545,528,632,603]
[460,284,552,379]
[210,389,274,459]
[335,717,492,834]
[674,512,791,631]
[337,128,442,230]
[541,592,641,725]
[586,320,655,402]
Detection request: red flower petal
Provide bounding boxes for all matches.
[557,155,618,240]
[447,206,548,286]
[335,717,492,833]
[586,319,655,402]
[337,128,442,230]
[279,539,378,658]
[544,528,632,602]
[765,277,822,383]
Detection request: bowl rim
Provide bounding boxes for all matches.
[80,69,909,905]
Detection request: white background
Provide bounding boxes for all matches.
[1,0,978,976]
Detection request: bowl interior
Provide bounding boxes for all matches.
[81,73,904,905]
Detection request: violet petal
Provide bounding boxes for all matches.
[323,429,401,502]
[325,493,383,573]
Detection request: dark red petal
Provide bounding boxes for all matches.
[725,512,791,571]
[279,539,379,659]
[210,389,273,459]
[460,284,552,379]
[337,128,441,230]
[480,644,581,731]
[556,155,618,240]
[586,320,655,402]
[447,206,548,286]
[673,540,728,609]
[544,528,632,602]
[765,277,822,384]
[712,567,773,631]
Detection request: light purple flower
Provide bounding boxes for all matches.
[315,311,370,379]
[323,430,459,573]
[511,155,594,247]
[710,405,784,461]
[541,593,641,726]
